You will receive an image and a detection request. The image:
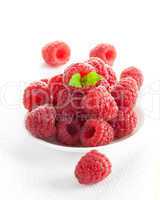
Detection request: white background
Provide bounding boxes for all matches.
[0,0,160,200]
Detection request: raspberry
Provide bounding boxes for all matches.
[25,105,56,139]
[64,62,95,86]
[86,57,117,86]
[110,110,137,139]
[48,74,70,106]
[80,119,114,147]
[105,64,117,86]
[75,150,112,185]
[98,79,112,92]
[86,57,108,79]
[111,77,138,111]
[120,66,144,89]
[81,86,118,121]
[42,41,71,67]
[89,43,117,65]
[23,81,50,111]
[56,119,81,146]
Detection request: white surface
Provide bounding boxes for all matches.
[0,0,159,200]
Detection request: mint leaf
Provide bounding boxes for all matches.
[82,71,103,87]
[68,73,82,88]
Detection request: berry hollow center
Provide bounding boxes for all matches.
[105,50,113,60]
[56,48,67,60]
[67,124,77,136]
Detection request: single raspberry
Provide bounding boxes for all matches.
[48,74,70,106]
[80,119,114,147]
[42,41,71,67]
[75,150,112,185]
[25,105,56,139]
[56,119,81,146]
[81,86,118,121]
[110,110,137,139]
[23,81,50,111]
[111,77,138,111]
[64,62,95,87]
[120,66,144,89]
[89,43,117,65]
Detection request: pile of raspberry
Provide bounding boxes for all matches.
[23,41,144,185]
[24,41,143,147]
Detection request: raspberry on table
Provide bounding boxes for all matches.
[81,86,118,121]
[42,41,71,67]
[75,150,112,185]
[120,66,144,89]
[111,77,138,111]
[80,119,114,147]
[109,110,137,139]
[56,119,81,146]
[23,81,50,111]
[89,43,117,65]
[25,105,56,139]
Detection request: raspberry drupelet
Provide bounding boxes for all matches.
[23,81,50,111]
[89,43,117,65]
[75,150,112,185]
[42,41,71,67]
[80,119,114,147]
[25,105,56,139]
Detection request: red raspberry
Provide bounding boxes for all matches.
[42,41,71,67]
[75,150,112,185]
[80,119,114,147]
[56,103,75,123]
[56,119,81,146]
[89,43,117,65]
[120,66,144,89]
[110,110,137,139]
[86,57,117,86]
[64,62,95,85]
[48,74,70,106]
[86,57,108,79]
[105,64,117,86]
[23,81,50,111]
[25,105,56,139]
[81,86,118,121]
[111,77,138,111]
[98,79,112,93]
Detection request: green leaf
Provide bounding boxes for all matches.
[68,73,82,88]
[81,71,103,87]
